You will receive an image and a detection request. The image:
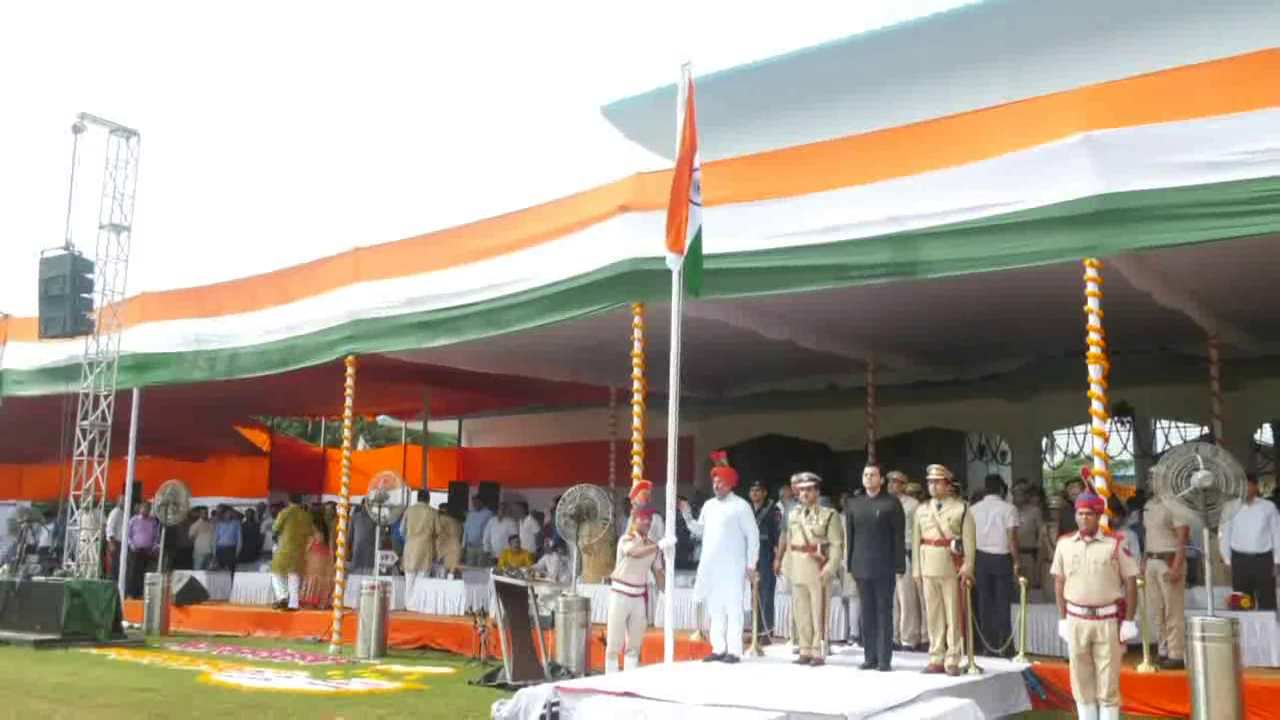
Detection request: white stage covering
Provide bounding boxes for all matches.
[227,571,406,610]
[496,644,1029,720]
[1019,601,1280,667]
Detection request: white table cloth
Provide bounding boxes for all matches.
[227,571,406,610]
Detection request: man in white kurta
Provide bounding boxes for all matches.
[679,457,759,663]
[606,506,664,673]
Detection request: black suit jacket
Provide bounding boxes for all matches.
[847,491,906,580]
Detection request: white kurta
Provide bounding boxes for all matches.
[685,493,759,655]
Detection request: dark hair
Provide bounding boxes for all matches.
[984,474,1006,497]
[417,490,430,503]
[289,494,303,504]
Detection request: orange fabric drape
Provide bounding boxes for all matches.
[1,437,693,500]
[0,456,269,502]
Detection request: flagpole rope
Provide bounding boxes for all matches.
[1082,259,1115,529]
[630,303,646,488]
[329,355,357,653]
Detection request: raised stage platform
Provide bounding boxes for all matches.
[497,645,1031,720]
[119,600,1280,718]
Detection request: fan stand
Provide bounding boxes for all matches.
[1200,521,1216,618]
[157,525,167,576]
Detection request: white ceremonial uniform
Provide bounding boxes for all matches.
[684,493,759,657]
[606,531,662,673]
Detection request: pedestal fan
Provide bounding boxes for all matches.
[364,471,411,586]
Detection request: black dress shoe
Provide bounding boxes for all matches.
[703,653,725,662]
[721,654,740,664]
[1159,658,1185,670]
[793,656,812,665]
[877,665,892,672]
[859,661,877,670]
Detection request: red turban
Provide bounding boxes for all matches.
[710,450,739,489]
[1075,492,1105,514]
[629,479,653,503]
[632,505,655,520]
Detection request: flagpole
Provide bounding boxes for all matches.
[662,60,691,667]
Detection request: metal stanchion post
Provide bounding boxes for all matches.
[689,602,705,642]
[965,579,983,675]
[1136,576,1157,674]
[1013,575,1030,665]
[748,576,764,657]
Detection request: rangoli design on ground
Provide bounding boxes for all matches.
[165,641,353,665]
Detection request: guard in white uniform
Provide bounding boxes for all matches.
[606,505,663,673]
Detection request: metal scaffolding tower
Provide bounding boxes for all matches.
[62,114,141,579]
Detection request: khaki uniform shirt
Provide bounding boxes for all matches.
[1050,531,1140,606]
[401,503,441,574]
[781,504,845,584]
[912,496,977,578]
[612,532,661,589]
[436,514,463,573]
[1143,498,1187,554]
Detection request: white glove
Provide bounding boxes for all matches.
[657,537,677,554]
[1120,620,1139,643]
[1057,619,1070,644]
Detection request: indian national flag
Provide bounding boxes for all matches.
[664,76,703,297]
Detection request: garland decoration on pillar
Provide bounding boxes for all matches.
[1082,259,1115,530]
[630,303,647,491]
[329,354,357,653]
[1208,334,1223,446]
[608,385,619,491]
[866,360,877,466]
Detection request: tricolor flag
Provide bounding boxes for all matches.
[664,75,703,297]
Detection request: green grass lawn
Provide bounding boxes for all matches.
[0,636,1153,719]
[0,636,508,719]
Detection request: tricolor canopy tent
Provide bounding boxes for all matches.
[0,0,1278,491]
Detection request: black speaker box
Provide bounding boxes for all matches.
[476,481,500,513]
[447,481,469,520]
[172,575,210,607]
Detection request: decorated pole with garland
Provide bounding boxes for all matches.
[329,355,357,654]
[1082,259,1115,530]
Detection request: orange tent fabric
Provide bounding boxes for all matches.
[1,437,694,501]
[1029,662,1280,719]
[0,455,269,502]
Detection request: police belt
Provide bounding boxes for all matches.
[921,538,950,548]
[1066,601,1121,620]
[1145,551,1176,563]
[790,544,818,552]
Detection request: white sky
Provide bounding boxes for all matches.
[0,0,974,318]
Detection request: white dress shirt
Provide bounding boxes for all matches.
[483,516,518,558]
[106,506,125,543]
[518,515,540,552]
[1220,498,1280,565]
[972,495,1020,555]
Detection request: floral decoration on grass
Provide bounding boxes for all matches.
[370,664,458,675]
[165,641,354,665]
[200,667,413,694]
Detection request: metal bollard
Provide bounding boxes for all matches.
[356,579,391,659]
[1187,615,1243,720]
[142,572,171,636]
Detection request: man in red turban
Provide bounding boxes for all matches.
[677,451,758,663]
[1050,489,1139,720]
[623,479,665,544]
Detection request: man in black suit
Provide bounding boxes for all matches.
[848,464,906,671]
[748,480,782,643]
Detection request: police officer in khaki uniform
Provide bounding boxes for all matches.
[775,472,845,666]
[1051,492,1139,720]
[912,464,976,675]
[1142,483,1189,669]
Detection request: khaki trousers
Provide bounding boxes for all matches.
[1068,616,1122,707]
[792,580,826,657]
[894,571,923,646]
[1145,557,1185,659]
[605,590,647,673]
[922,575,962,668]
